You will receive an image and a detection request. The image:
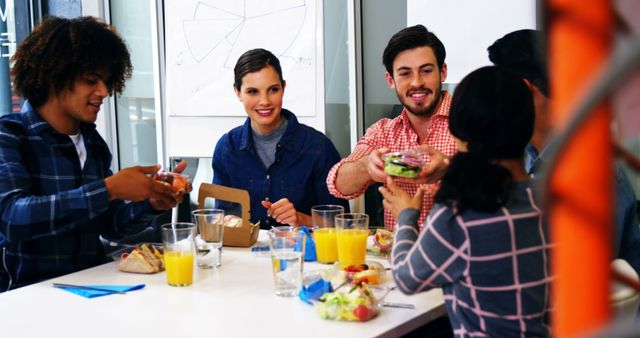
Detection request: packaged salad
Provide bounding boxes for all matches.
[314,282,390,322]
[382,150,427,178]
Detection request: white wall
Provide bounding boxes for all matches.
[407,0,537,83]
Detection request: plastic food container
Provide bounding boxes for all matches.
[153,171,189,192]
[382,150,427,178]
[333,261,386,285]
[313,283,391,322]
[366,229,394,256]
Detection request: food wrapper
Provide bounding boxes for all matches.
[153,171,189,192]
[299,278,333,304]
[366,229,394,255]
[298,226,317,262]
[198,184,259,247]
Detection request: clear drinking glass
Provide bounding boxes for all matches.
[161,222,196,287]
[311,205,344,264]
[192,209,224,269]
[268,228,306,297]
[335,213,369,269]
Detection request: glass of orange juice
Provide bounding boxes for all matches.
[335,213,369,269]
[311,205,344,264]
[161,222,196,287]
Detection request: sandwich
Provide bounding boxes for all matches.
[116,244,164,274]
[223,215,243,228]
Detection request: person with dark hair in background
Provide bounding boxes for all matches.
[489,29,640,274]
[381,66,553,337]
[327,24,456,230]
[0,16,191,292]
[212,48,348,229]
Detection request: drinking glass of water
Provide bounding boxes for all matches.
[192,209,224,269]
[268,227,305,297]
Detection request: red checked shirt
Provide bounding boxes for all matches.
[326,91,457,229]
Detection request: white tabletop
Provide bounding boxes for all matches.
[0,234,445,338]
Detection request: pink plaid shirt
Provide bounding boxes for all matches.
[326,91,457,229]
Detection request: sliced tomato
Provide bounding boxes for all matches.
[344,264,364,273]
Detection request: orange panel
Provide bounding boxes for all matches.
[548,0,613,336]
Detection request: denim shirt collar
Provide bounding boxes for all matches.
[525,143,540,174]
[526,136,560,176]
[239,109,298,151]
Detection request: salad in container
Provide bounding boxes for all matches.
[367,229,394,256]
[382,150,427,178]
[314,282,390,322]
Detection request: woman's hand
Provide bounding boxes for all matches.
[262,198,302,226]
[395,145,450,185]
[379,176,424,220]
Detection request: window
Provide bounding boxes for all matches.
[0,1,36,116]
[110,0,159,168]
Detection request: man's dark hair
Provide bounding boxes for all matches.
[382,24,446,75]
[488,29,549,97]
[233,48,284,91]
[10,16,132,108]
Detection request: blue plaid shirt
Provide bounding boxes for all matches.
[0,103,154,291]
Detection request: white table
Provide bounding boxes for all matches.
[0,236,445,338]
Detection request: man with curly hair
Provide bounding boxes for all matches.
[0,16,190,291]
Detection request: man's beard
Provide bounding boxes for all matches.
[398,84,443,118]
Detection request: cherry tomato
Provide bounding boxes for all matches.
[353,304,374,321]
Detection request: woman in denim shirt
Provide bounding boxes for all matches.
[212,48,348,229]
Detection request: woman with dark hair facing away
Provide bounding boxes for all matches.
[380,66,553,337]
[212,48,348,228]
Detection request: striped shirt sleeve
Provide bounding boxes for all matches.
[391,206,468,294]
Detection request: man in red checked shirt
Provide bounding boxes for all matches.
[326,25,456,230]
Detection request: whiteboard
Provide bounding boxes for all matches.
[165,0,318,117]
[408,0,537,84]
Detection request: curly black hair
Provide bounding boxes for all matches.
[10,16,132,108]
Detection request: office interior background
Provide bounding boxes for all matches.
[0,0,638,227]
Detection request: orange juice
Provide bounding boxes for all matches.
[336,229,368,268]
[314,228,338,263]
[164,251,194,286]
